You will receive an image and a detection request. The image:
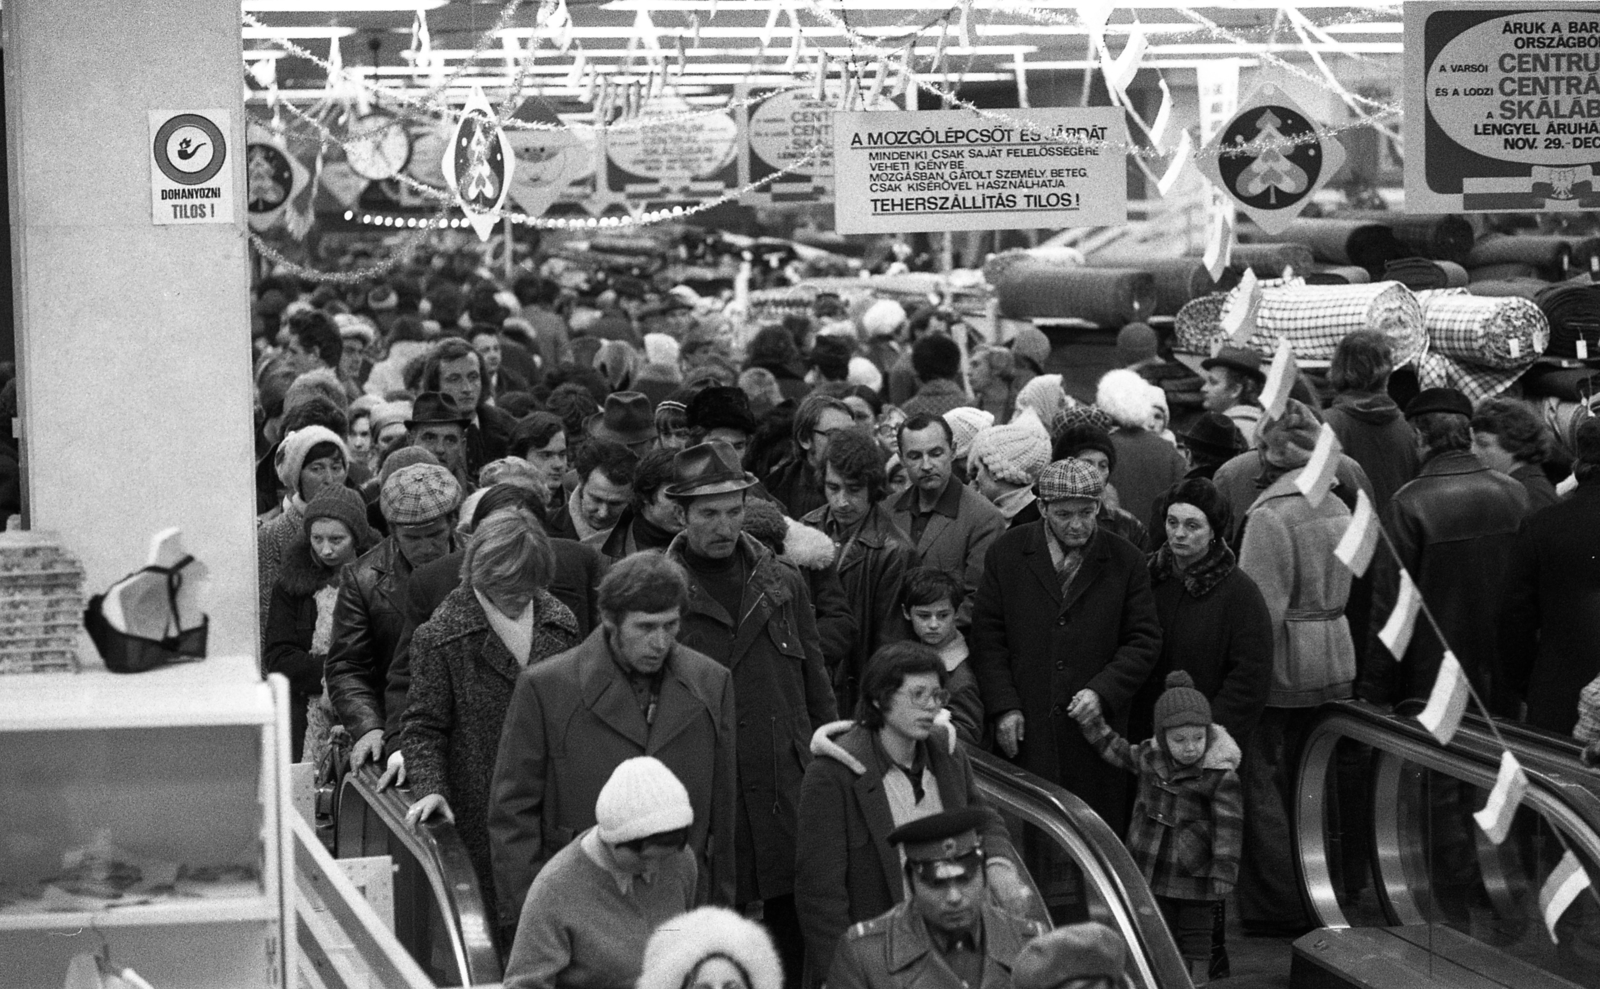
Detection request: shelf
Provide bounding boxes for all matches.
[0,895,277,929]
[0,655,271,731]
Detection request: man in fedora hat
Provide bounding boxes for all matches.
[587,390,658,457]
[665,440,837,982]
[1175,413,1246,481]
[1199,346,1266,449]
[407,391,473,490]
[828,808,1048,989]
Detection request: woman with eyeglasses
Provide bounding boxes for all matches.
[503,757,699,989]
[793,642,1031,989]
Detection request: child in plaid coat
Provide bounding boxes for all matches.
[1072,671,1243,985]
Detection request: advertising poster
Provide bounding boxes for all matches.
[831,108,1128,235]
[604,101,740,208]
[739,88,900,207]
[1404,2,1600,212]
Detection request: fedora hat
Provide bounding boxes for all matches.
[665,441,757,499]
[1201,345,1266,384]
[407,391,472,428]
[1177,412,1245,459]
[586,391,657,446]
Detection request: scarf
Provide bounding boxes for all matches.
[1148,540,1236,599]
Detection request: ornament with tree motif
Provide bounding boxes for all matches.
[441,86,514,240]
[1196,82,1344,235]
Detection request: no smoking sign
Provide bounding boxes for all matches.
[149,109,234,225]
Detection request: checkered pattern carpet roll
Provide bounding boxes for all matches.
[1422,293,1548,370]
[1173,280,1426,365]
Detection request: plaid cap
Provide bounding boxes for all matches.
[380,462,461,526]
[1036,458,1104,502]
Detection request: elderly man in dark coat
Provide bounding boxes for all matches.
[487,551,737,935]
[970,458,1161,836]
[665,441,839,982]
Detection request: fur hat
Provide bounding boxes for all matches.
[1154,670,1212,731]
[1013,923,1127,989]
[687,386,757,436]
[1259,398,1322,468]
[303,484,372,546]
[847,356,884,392]
[943,407,995,460]
[334,313,377,347]
[971,422,1052,487]
[276,426,348,497]
[637,907,784,989]
[862,299,908,338]
[643,332,681,368]
[1096,368,1158,430]
[284,368,350,417]
[594,756,694,844]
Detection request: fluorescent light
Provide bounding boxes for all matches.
[243,26,356,38]
[243,0,446,11]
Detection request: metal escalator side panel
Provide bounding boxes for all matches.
[336,765,503,986]
[964,744,1192,989]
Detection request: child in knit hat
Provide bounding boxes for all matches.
[1070,671,1242,985]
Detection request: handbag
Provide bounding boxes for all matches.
[83,554,208,674]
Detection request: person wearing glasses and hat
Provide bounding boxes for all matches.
[665,440,839,983]
[827,808,1048,989]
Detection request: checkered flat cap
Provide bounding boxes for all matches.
[1036,458,1104,502]
[381,462,461,525]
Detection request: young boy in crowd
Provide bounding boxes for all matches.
[1070,671,1242,985]
[901,567,983,745]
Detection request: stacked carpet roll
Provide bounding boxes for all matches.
[1466,279,1547,301]
[982,246,1084,286]
[1336,212,1478,265]
[992,261,1156,327]
[1249,218,1407,272]
[1306,265,1371,285]
[1083,256,1215,317]
[1523,365,1600,402]
[1419,293,1548,370]
[1174,280,1426,365]
[1464,235,1600,281]
[1383,258,1469,291]
[1534,283,1600,359]
[1227,242,1316,279]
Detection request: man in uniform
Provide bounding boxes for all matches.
[828,808,1048,989]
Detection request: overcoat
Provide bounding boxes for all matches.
[828,899,1047,989]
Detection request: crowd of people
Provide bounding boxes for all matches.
[251,249,1600,989]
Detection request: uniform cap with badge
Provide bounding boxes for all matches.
[888,807,990,885]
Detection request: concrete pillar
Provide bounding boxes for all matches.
[5,0,258,658]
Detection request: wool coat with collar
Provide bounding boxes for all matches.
[970,522,1161,835]
[264,535,348,760]
[794,722,1019,985]
[890,476,1007,631]
[400,585,579,932]
[777,516,860,680]
[828,896,1048,989]
[666,532,839,903]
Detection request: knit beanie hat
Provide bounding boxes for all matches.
[1153,671,1212,731]
[643,332,681,368]
[303,484,372,546]
[378,445,439,487]
[1116,322,1159,364]
[1008,324,1052,372]
[943,407,995,461]
[847,356,884,392]
[971,422,1052,486]
[862,299,908,338]
[595,756,695,844]
[276,426,349,495]
[380,462,460,526]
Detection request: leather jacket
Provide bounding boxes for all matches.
[325,538,417,740]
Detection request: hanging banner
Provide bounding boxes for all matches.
[1404,2,1600,213]
[1195,82,1345,235]
[831,107,1128,235]
[442,85,515,241]
[605,98,740,208]
[149,109,234,225]
[739,87,900,207]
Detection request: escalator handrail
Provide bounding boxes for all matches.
[337,764,503,986]
[965,744,1192,989]
[1393,699,1588,766]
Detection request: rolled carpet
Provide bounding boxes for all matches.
[1535,283,1600,359]
[1336,212,1477,265]
[1522,365,1600,402]
[1383,258,1470,291]
[1083,256,1215,316]
[1465,235,1576,280]
[1469,262,1543,283]
[993,262,1157,327]
[1174,280,1426,365]
[1414,350,1526,404]
[1307,265,1371,285]
[1466,279,1548,301]
[1420,293,1548,370]
[1249,218,1407,270]
[1227,243,1317,279]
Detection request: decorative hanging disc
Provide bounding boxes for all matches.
[344,112,412,182]
[1195,82,1344,236]
[246,121,309,233]
[441,86,514,241]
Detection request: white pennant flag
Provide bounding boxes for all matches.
[958,0,973,50]
[759,0,782,52]
[1219,267,1260,345]
[1156,129,1193,198]
[1379,570,1422,660]
[1294,423,1341,507]
[1149,76,1174,150]
[1100,25,1147,98]
[1334,489,1380,577]
[1417,651,1470,745]
[1541,851,1593,942]
[1202,203,1234,282]
[1259,337,1298,421]
[1474,751,1529,845]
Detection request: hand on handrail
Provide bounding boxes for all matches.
[406,793,455,830]
[350,729,386,769]
[378,750,407,790]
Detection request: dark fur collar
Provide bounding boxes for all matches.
[1148,540,1236,599]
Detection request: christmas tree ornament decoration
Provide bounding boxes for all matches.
[441,85,514,241]
[1196,81,1344,235]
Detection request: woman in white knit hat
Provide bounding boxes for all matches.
[636,907,784,989]
[503,756,698,989]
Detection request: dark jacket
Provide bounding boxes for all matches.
[890,477,1007,630]
[580,507,676,565]
[1360,450,1528,710]
[970,523,1161,834]
[1500,482,1600,733]
[382,539,605,739]
[264,537,346,760]
[796,724,1019,982]
[487,628,737,928]
[466,404,517,480]
[828,898,1047,989]
[1108,430,1187,530]
[668,532,839,902]
[765,457,826,520]
[1323,392,1420,512]
[326,538,417,740]
[1511,462,1560,516]
[801,503,916,715]
[400,586,579,931]
[779,522,861,683]
[1131,544,1273,744]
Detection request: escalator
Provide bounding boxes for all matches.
[1293,702,1600,989]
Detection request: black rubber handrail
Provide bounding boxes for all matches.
[966,745,1193,989]
[337,764,503,987]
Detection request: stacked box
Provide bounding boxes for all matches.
[0,531,86,674]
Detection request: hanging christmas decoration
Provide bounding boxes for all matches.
[1196,81,1345,236]
[441,85,514,240]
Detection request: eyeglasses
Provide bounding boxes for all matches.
[619,827,690,854]
[897,686,951,709]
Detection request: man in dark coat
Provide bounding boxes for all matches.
[1500,418,1600,734]
[970,458,1161,836]
[487,552,737,932]
[765,394,855,519]
[1359,389,1528,713]
[665,440,839,981]
[801,428,916,714]
[1322,331,1419,513]
[327,462,460,776]
[582,448,683,564]
[420,336,516,481]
